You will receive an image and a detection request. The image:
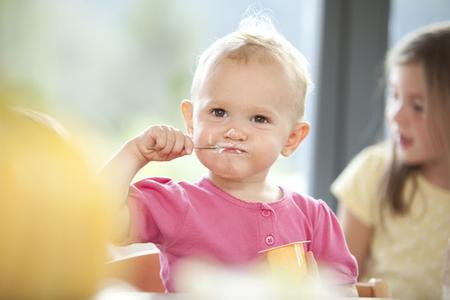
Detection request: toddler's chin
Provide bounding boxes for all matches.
[207,166,244,181]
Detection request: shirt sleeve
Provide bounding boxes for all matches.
[127,177,190,247]
[331,143,389,226]
[311,200,358,285]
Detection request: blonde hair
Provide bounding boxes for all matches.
[190,15,311,120]
[0,104,111,299]
[382,21,450,215]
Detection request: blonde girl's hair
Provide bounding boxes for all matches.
[382,21,450,215]
[190,14,312,120]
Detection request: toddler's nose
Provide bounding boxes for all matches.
[225,127,246,140]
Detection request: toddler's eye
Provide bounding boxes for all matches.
[251,115,269,124]
[210,108,227,118]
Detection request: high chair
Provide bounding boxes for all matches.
[355,278,390,298]
[106,250,165,292]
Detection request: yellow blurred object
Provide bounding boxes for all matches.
[260,241,311,281]
[0,102,112,299]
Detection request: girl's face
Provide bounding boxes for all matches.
[386,62,441,166]
[182,58,308,183]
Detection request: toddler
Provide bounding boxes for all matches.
[105,15,358,293]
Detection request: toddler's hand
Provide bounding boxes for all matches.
[133,125,194,164]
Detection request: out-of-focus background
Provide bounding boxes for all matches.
[1,0,449,206]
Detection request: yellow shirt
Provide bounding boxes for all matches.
[331,142,450,300]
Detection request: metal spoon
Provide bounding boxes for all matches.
[148,145,221,150]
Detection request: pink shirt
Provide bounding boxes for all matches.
[128,177,357,291]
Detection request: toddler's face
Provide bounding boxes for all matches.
[183,58,304,181]
[386,62,442,166]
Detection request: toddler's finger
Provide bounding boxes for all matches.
[170,130,188,155]
[158,126,177,156]
[149,125,168,151]
[183,134,194,155]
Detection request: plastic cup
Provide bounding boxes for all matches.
[259,241,311,280]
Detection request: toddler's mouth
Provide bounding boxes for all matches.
[216,143,247,154]
[220,148,244,154]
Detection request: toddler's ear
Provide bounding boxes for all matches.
[281,121,310,157]
[181,99,194,137]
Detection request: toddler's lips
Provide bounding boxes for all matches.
[217,144,247,154]
[222,147,245,154]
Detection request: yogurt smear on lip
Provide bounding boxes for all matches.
[216,143,246,154]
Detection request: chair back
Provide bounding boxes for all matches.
[106,251,165,292]
[355,278,389,298]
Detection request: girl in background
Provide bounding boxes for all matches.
[332,21,450,300]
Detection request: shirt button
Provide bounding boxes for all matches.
[261,209,271,217]
[265,235,274,246]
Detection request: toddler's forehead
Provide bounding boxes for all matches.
[197,57,287,95]
[202,55,289,88]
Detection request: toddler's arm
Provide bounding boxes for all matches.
[102,125,194,243]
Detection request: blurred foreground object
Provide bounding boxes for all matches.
[174,258,338,300]
[0,100,112,299]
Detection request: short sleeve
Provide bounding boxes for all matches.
[127,177,190,247]
[331,143,390,226]
[311,200,358,284]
